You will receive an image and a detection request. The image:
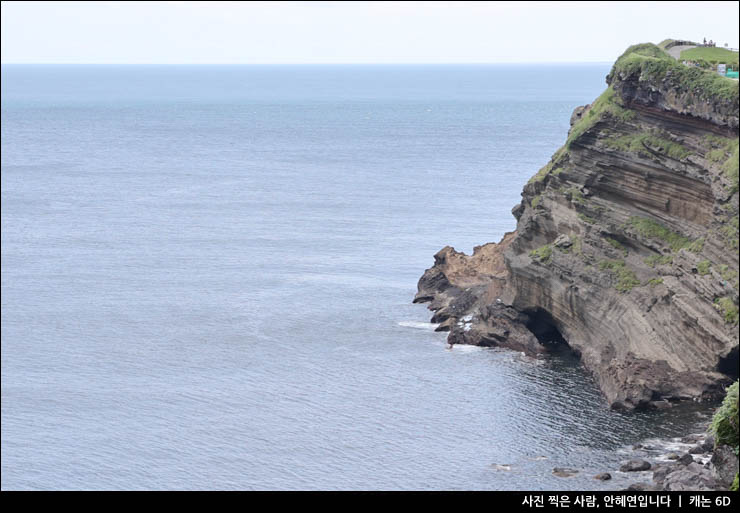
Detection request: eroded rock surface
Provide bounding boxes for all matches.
[415,43,739,409]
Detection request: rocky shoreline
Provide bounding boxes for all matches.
[414,42,739,490]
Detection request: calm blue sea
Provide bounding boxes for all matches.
[1,64,711,490]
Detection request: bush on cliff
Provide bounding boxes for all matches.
[711,380,739,451]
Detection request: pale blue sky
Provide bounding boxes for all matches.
[2,1,739,64]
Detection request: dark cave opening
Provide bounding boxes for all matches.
[718,345,739,381]
[524,308,579,356]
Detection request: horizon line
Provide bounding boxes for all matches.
[1,60,615,66]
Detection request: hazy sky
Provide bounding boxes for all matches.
[2,1,739,64]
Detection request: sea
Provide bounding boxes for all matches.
[0,64,714,490]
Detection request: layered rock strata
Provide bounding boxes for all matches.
[415,43,739,410]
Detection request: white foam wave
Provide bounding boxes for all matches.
[397,321,440,330]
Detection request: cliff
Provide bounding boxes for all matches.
[415,43,740,410]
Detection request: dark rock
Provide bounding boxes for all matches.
[652,464,676,486]
[710,444,739,486]
[662,463,723,491]
[625,483,657,491]
[689,444,706,455]
[620,459,651,472]
[552,467,579,478]
[701,435,715,452]
[678,453,694,465]
[650,400,673,410]
[681,433,704,444]
[594,472,612,481]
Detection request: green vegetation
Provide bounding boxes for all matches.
[608,43,739,103]
[599,260,641,292]
[571,235,583,256]
[564,186,586,205]
[732,473,738,492]
[705,135,740,193]
[531,195,542,208]
[719,214,739,251]
[697,260,712,275]
[628,217,693,251]
[723,141,739,193]
[647,277,664,287]
[717,264,739,290]
[686,238,705,253]
[707,148,728,163]
[529,244,553,264]
[578,213,597,225]
[680,47,739,67]
[644,254,673,267]
[605,237,628,257]
[603,132,691,161]
[529,147,567,184]
[710,381,738,452]
[715,297,739,324]
[657,39,676,50]
[566,87,635,152]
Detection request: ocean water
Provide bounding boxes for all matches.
[1,64,712,490]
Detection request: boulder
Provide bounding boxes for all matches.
[620,459,651,472]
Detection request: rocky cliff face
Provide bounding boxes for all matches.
[415,43,739,410]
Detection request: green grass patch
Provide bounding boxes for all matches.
[647,277,664,287]
[628,217,693,251]
[686,238,705,253]
[571,235,583,256]
[680,47,739,66]
[603,132,691,160]
[564,186,586,205]
[715,297,739,324]
[599,259,641,292]
[717,264,739,290]
[723,141,739,193]
[529,244,553,264]
[531,195,542,208]
[644,254,673,267]
[578,213,597,225]
[697,260,712,275]
[719,215,739,250]
[605,237,628,256]
[710,380,739,450]
[565,86,635,151]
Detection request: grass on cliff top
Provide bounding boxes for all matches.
[608,42,739,103]
[711,380,739,449]
[527,86,634,185]
[567,87,635,148]
[680,46,740,66]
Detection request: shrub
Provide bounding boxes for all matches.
[710,381,739,450]
[529,245,553,264]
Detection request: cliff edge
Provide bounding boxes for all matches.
[415,43,739,410]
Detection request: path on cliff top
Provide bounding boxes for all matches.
[667,44,696,60]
